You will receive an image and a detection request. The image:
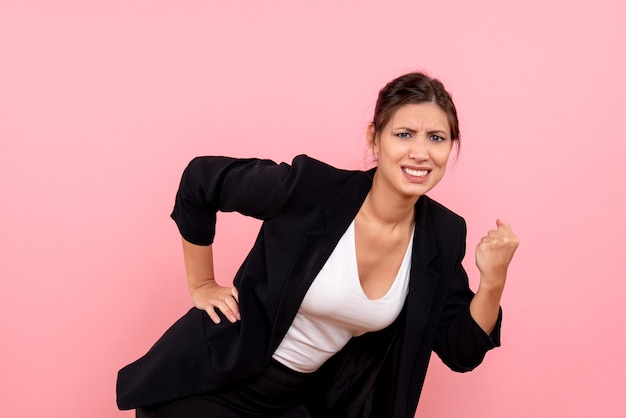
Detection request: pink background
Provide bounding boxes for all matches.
[1,1,625,417]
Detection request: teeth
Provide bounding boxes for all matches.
[403,168,429,177]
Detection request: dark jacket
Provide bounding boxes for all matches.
[116,155,501,417]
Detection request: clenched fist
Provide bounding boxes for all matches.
[475,219,520,290]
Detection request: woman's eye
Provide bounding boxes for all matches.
[396,132,411,139]
[430,134,445,142]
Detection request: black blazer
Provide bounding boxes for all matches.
[116,155,501,417]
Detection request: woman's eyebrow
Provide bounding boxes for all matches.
[392,126,417,132]
[427,129,449,136]
[392,126,449,136]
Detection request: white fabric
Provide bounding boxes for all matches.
[272,220,414,373]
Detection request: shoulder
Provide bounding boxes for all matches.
[422,196,464,223]
[422,195,467,237]
[285,154,369,191]
[292,154,364,176]
[417,196,469,266]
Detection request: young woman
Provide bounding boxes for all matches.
[116,72,519,417]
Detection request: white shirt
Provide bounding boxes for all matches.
[272,220,414,373]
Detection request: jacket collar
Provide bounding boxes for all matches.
[321,169,372,233]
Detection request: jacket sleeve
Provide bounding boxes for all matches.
[170,155,308,245]
[432,218,502,372]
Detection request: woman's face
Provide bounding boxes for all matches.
[368,102,453,200]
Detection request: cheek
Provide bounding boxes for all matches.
[434,147,453,166]
[382,140,410,159]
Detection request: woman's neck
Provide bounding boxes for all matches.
[359,182,417,229]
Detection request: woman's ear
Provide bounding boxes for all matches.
[366,123,379,156]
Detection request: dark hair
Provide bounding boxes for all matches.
[372,72,460,144]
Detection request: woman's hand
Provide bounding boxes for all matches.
[191,280,240,324]
[180,238,241,324]
[475,219,519,291]
[470,219,519,334]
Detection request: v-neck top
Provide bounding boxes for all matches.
[272,220,414,373]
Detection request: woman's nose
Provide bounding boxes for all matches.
[408,137,429,160]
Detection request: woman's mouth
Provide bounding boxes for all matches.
[402,167,430,177]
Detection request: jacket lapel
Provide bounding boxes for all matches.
[267,170,373,353]
[405,197,440,344]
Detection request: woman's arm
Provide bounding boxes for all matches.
[182,238,240,324]
[470,219,519,334]
[432,217,517,372]
[171,157,307,324]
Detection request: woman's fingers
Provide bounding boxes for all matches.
[221,291,241,322]
[205,306,222,324]
[194,283,241,324]
[475,219,520,282]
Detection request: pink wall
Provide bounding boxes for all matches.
[1,1,625,416]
